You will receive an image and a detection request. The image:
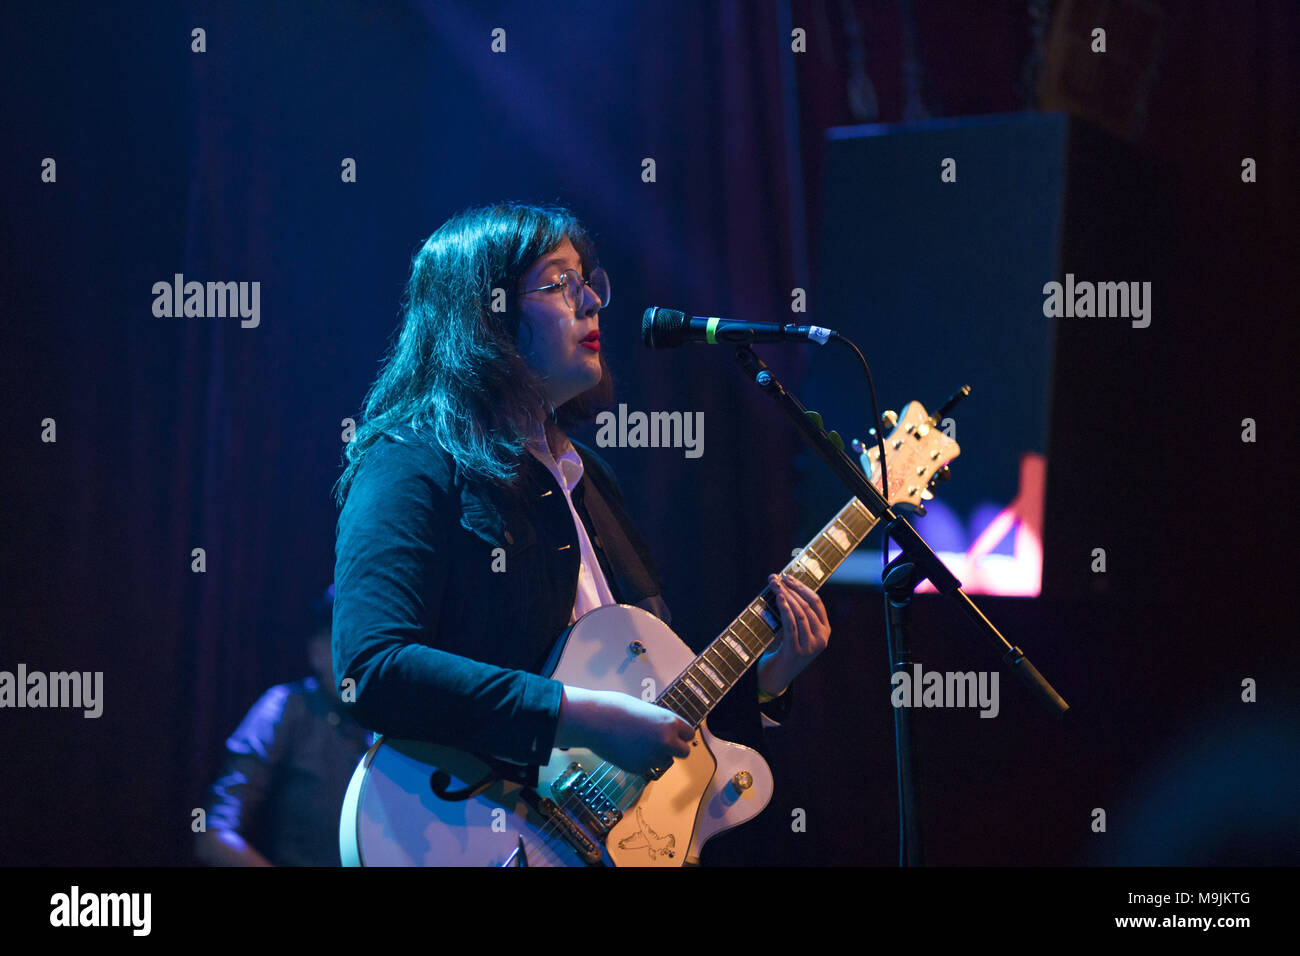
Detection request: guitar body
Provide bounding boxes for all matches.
[341,604,773,866]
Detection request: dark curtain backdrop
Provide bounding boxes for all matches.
[3,0,1295,866]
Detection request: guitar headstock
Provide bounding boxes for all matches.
[858,401,961,512]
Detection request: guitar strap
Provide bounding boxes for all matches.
[459,448,674,792]
[571,446,673,628]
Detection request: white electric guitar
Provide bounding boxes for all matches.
[341,401,960,866]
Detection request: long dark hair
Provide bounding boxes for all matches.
[334,202,614,506]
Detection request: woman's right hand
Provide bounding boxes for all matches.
[555,686,694,777]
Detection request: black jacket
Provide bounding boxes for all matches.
[332,424,786,780]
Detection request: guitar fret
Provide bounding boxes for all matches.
[703,645,740,682]
[662,685,694,721]
[735,612,769,649]
[752,604,780,634]
[697,659,727,690]
[673,684,707,724]
[721,632,751,662]
[656,495,893,728]
[686,693,708,723]
[683,675,712,707]
[827,522,852,553]
[656,504,882,727]
[675,688,705,724]
[807,539,836,564]
[848,499,873,528]
[798,554,825,581]
[784,566,811,589]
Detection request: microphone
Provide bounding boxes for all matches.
[641,307,838,348]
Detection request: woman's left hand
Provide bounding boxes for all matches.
[756,572,831,697]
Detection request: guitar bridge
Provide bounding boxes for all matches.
[513,787,605,866]
[552,763,624,837]
[533,797,604,866]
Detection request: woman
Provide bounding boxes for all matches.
[332,201,828,787]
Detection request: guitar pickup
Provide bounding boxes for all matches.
[552,763,624,837]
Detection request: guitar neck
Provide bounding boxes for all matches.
[657,496,882,727]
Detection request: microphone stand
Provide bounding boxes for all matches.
[883,554,923,865]
[733,345,1068,866]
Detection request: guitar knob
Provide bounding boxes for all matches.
[731,771,753,792]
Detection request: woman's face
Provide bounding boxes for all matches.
[516,237,604,411]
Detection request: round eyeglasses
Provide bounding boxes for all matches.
[522,267,610,315]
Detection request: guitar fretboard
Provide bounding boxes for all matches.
[657,496,881,727]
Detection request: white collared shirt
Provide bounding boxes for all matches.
[525,419,617,624]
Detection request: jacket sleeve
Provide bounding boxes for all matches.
[332,436,562,766]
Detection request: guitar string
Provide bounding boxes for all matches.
[433,452,910,861]
[590,582,786,800]
[560,529,852,840]
[568,573,804,838]
[567,509,870,817]
[577,507,878,813]
[523,586,786,860]
[526,506,876,861]
[547,447,926,858]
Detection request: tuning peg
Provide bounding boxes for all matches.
[804,410,824,429]
[920,489,934,500]
[932,386,971,425]
[881,410,899,430]
[827,431,844,452]
[934,465,951,483]
[850,438,866,455]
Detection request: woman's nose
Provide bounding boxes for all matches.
[578,284,601,315]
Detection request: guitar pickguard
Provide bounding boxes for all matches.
[542,604,774,866]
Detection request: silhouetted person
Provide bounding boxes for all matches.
[196,595,370,866]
